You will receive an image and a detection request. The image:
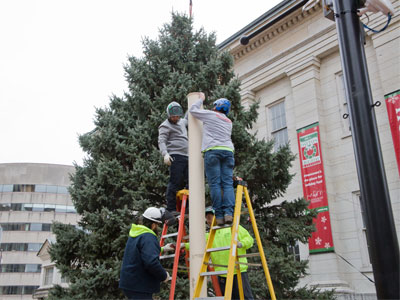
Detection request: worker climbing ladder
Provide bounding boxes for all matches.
[160,189,223,300]
[160,189,190,300]
[193,180,277,300]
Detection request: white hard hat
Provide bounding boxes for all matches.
[142,207,163,224]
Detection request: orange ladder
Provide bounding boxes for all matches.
[160,189,222,299]
[160,189,190,300]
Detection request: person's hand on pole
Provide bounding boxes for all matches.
[199,92,205,101]
[163,153,174,166]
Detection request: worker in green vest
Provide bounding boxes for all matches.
[180,207,255,299]
[204,206,255,300]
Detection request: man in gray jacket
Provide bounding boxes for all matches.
[158,102,188,217]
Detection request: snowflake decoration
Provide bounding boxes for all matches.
[321,216,327,223]
[387,95,399,104]
[315,237,322,245]
[324,242,331,249]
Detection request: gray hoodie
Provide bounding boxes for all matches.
[189,98,234,152]
[158,117,188,157]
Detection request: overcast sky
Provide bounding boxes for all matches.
[0,0,282,166]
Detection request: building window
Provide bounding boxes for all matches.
[34,184,47,192]
[0,264,41,273]
[44,267,54,286]
[46,185,58,193]
[0,286,22,295]
[0,286,39,295]
[268,101,288,151]
[23,286,39,294]
[0,203,76,213]
[57,186,69,194]
[66,205,77,213]
[11,203,22,210]
[0,243,42,252]
[288,241,301,262]
[45,204,56,212]
[27,243,42,252]
[0,184,70,194]
[0,223,52,231]
[22,203,33,211]
[25,264,41,273]
[335,73,351,136]
[0,203,11,211]
[13,184,35,192]
[353,192,372,267]
[0,185,13,192]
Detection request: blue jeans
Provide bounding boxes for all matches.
[204,150,235,219]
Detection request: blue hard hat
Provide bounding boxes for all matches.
[213,98,231,115]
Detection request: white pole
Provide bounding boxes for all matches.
[187,92,207,298]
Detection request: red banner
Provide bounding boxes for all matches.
[385,90,400,177]
[297,123,334,253]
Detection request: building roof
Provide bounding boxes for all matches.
[37,238,56,257]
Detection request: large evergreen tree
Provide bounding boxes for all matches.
[49,13,333,299]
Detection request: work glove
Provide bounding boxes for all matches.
[163,243,175,252]
[163,271,171,283]
[163,153,174,166]
[199,92,205,101]
[237,241,243,248]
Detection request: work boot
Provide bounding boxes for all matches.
[224,215,233,225]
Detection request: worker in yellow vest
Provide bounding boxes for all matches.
[204,206,255,300]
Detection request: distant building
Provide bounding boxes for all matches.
[219,0,399,299]
[32,238,68,300]
[0,163,79,299]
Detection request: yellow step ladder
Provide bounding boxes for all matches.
[193,180,277,300]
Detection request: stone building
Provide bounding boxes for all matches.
[0,163,79,299]
[219,0,399,298]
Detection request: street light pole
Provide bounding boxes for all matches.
[332,0,399,298]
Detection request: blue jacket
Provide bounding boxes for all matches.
[119,224,168,293]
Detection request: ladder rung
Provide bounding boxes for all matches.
[162,232,189,239]
[162,232,178,238]
[204,262,228,268]
[160,254,175,259]
[211,224,232,230]
[237,252,260,258]
[200,270,227,276]
[205,260,260,268]
[236,262,262,267]
[206,246,230,252]
[194,296,225,300]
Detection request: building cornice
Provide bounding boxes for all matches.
[238,23,337,92]
[230,2,323,61]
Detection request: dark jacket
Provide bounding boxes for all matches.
[119,224,168,293]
